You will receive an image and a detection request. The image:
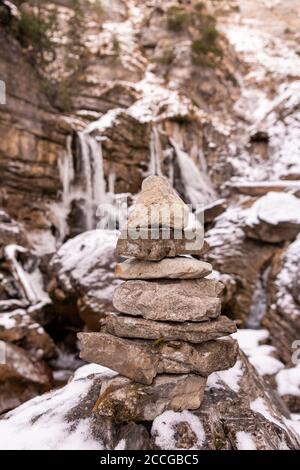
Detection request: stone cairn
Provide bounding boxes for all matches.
[78,176,238,422]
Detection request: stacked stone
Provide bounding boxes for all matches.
[78,176,238,422]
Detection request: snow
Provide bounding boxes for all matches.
[276,365,300,397]
[0,376,103,450]
[129,71,194,123]
[250,397,280,424]
[72,363,117,381]
[152,410,205,450]
[0,309,35,331]
[236,431,257,450]
[206,359,244,393]
[249,396,300,442]
[274,234,300,318]
[170,139,216,207]
[233,329,284,376]
[51,229,118,291]
[4,245,42,304]
[233,329,269,351]
[246,192,300,227]
[85,108,122,134]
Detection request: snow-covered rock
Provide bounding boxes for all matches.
[264,235,300,363]
[0,354,299,450]
[244,192,300,243]
[49,229,120,329]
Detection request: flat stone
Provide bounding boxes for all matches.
[115,257,212,280]
[78,333,238,383]
[204,199,227,224]
[158,337,239,376]
[93,374,207,422]
[78,332,159,385]
[127,175,189,229]
[116,228,209,261]
[113,279,223,322]
[101,312,237,343]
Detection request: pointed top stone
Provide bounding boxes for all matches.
[127,175,189,229]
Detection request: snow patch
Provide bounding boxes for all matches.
[152,410,205,450]
[276,365,300,397]
[236,431,257,450]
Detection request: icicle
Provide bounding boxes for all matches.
[4,245,38,304]
[108,172,116,194]
[170,138,216,208]
[149,126,163,176]
[78,132,94,230]
[88,137,106,204]
[58,135,74,209]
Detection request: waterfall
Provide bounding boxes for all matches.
[58,132,107,234]
[149,127,163,176]
[57,136,75,241]
[247,267,270,328]
[170,138,216,208]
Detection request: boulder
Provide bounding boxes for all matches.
[0,308,55,359]
[0,357,299,450]
[113,279,223,322]
[127,176,189,229]
[115,257,212,280]
[263,235,300,363]
[204,199,227,224]
[205,206,275,323]
[244,192,300,243]
[78,332,238,382]
[101,312,236,343]
[49,229,120,329]
[94,374,207,422]
[116,229,209,261]
[0,342,52,414]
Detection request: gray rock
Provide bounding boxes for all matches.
[113,279,223,322]
[94,374,207,422]
[127,175,189,229]
[115,257,212,280]
[78,332,238,383]
[101,312,237,343]
[116,229,209,261]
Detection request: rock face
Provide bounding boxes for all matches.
[127,176,189,229]
[263,235,300,363]
[101,313,236,343]
[115,257,212,280]
[0,359,299,450]
[78,175,238,419]
[113,279,223,322]
[0,342,52,414]
[205,206,276,322]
